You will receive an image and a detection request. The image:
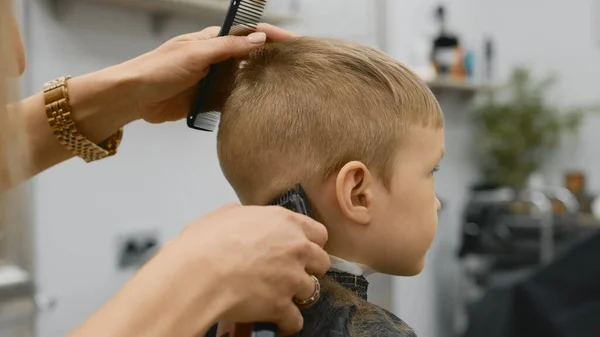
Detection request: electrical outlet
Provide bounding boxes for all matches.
[116,231,159,269]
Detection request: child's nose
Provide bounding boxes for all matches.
[435,196,441,212]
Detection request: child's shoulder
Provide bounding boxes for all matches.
[367,307,418,337]
[204,290,417,337]
[297,291,417,337]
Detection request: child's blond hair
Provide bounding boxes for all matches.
[217,37,443,205]
[216,37,441,337]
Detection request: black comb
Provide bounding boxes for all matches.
[187,0,267,131]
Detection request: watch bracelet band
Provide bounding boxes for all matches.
[43,76,123,163]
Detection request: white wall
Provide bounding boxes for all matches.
[471,0,600,188]
[390,1,600,337]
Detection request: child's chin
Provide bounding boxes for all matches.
[403,260,426,276]
[383,258,426,277]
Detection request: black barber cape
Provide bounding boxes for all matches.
[464,229,600,337]
[205,270,417,337]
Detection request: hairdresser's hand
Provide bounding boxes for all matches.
[117,24,297,124]
[176,203,330,335]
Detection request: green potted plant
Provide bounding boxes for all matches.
[472,66,593,190]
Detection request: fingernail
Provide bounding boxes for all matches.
[248,32,267,44]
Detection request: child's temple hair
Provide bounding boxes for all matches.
[215,37,442,336]
[217,37,443,205]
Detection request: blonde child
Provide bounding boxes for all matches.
[212,37,444,337]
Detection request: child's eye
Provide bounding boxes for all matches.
[431,165,440,175]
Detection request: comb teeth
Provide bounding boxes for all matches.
[192,111,220,131]
[271,189,297,207]
[269,184,314,218]
[187,0,268,131]
[230,0,267,35]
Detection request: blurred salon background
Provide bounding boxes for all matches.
[3,0,600,336]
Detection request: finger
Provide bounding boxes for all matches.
[180,26,221,41]
[293,273,319,304]
[275,302,304,335]
[256,23,299,41]
[201,32,267,64]
[196,203,241,224]
[200,26,222,39]
[180,203,240,233]
[304,243,331,277]
[208,203,242,216]
[289,212,328,248]
[187,24,296,42]
[162,86,198,122]
[197,203,242,225]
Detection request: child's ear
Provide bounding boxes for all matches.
[335,161,373,225]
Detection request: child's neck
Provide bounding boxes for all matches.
[329,255,375,276]
[308,183,375,276]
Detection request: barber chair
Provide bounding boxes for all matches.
[462,228,600,337]
[458,184,582,269]
[457,184,600,337]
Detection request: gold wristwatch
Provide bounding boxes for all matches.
[43,76,123,163]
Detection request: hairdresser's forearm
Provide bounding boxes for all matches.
[68,277,223,337]
[68,246,231,337]
[19,66,139,179]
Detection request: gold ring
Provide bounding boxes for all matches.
[293,275,321,306]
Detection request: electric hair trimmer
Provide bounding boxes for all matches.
[215,184,314,337]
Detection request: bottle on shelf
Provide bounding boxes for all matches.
[430,5,464,80]
[484,36,495,86]
[565,171,595,213]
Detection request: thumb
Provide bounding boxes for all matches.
[215,202,242,212]
[180,203,241,234]
[203,32,267,64]
[276,303,304,335]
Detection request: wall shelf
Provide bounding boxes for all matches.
[48,0,299,33]
[426,77,499,99]
[427,78,496,93]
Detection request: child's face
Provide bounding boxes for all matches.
[367,126,444,276]
[309,125,444,276]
